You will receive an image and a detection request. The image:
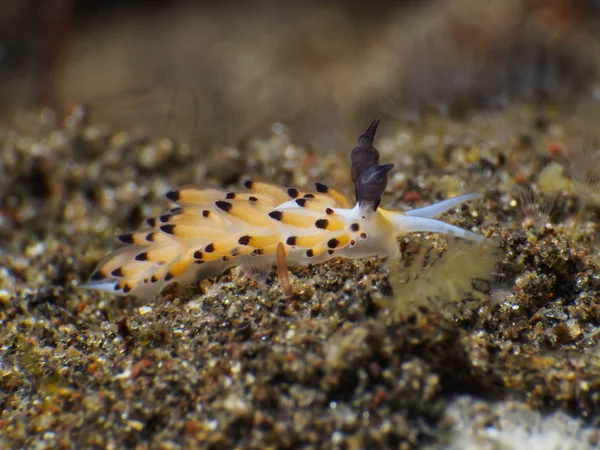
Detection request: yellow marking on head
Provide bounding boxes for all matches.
[375,207,407,235]
[377,207,406,218]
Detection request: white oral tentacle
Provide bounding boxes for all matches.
[392,214,484,242]
[405,193,483,219]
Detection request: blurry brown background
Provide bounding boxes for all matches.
[1,0,600,150]
[4,5,600,448]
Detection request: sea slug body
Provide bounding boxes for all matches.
[84,119,484,298]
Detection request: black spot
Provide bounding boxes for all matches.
[296,198,307,207]
[222,256,230,261]
[147,218,157,227]
[159,214,172,223]
[114,284,120,291]
[215,201,233,212]
[166,190,180,202]
[350,239,356,246]
[160,224,176,235]
[135,252,148,261]
[326,208,334,215]
[269,211,283,221]
[328,249,334,255]
[253,249,263,255]
[193,250,203,259]
[244,180,254,189]
[90,270,104,281]
[350,223,360,232]
[146,233,154,242]
[143,278,149,283]
[287,188,299,198]
[205,243,215,253]
[202,210,210,218]
[315,182,328,193]
[327,238,339,248]
[306,249,314,257]
[117,233,134,244]
[195,260,204,265]
[111,267,124,277]
[315,219,329,229]
[360,232,367,239]
[226,192,236,199]
[123,284,132,294]
[303,193,315,199]
[248,196,258,202]
[150,275,159,283]
[165,272,174,281]
[238,235,251,245]
[286,236,297,246]
[169,207,182,214]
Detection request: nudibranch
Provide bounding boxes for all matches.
[85,119,484,298]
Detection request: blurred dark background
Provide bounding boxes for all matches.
[1,0,600,149]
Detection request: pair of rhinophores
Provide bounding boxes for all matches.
[85,119,484,298]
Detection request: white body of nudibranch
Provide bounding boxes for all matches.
[84,180,483,299]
